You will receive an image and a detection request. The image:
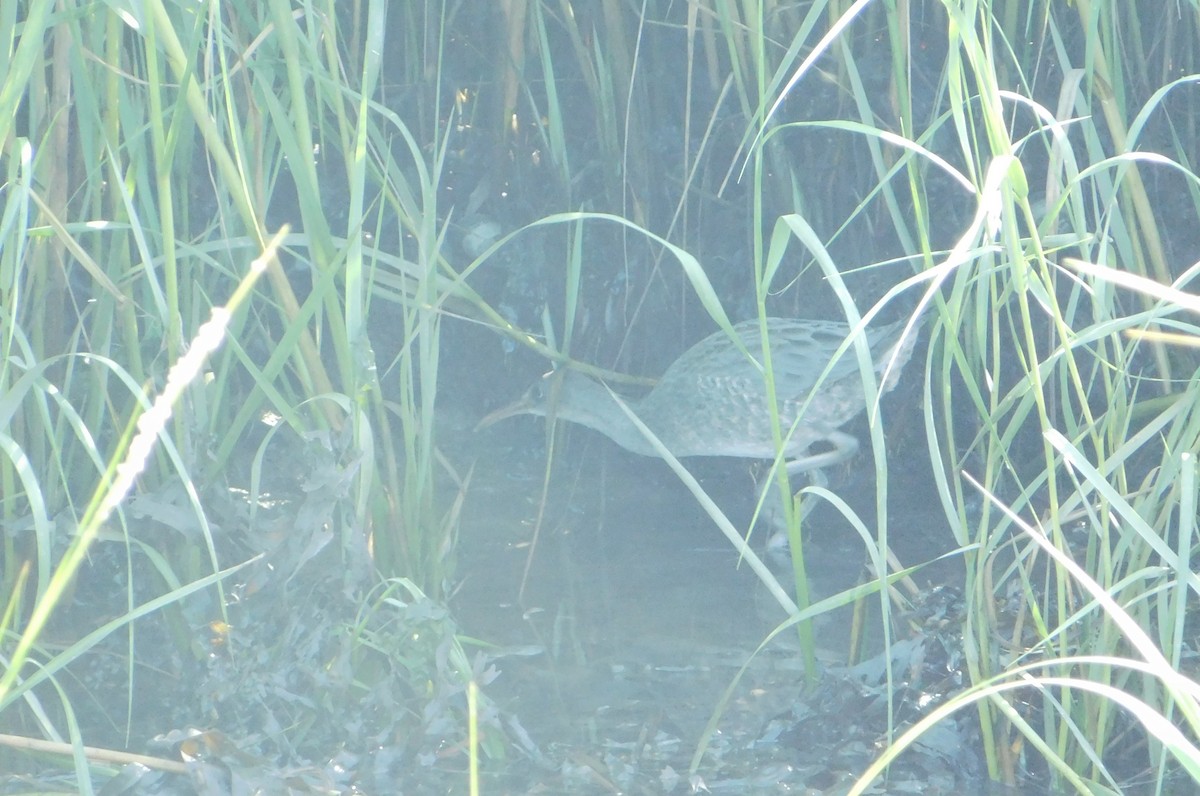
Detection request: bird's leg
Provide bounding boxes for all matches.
[758,431,861,559]
[757,464,825,565]
[784,430,859,475]
[761,432,858,562]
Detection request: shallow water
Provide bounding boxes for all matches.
[454,416,966,792]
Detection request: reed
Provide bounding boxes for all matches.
[682,0,1200,790]
[0,0,490,785]
[5,0,1200,790]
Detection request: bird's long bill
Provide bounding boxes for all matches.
[474,396,534,431]
[472,369,576,432]
[473,371,567,431]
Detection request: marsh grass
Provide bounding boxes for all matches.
[600,0,1200,790]
[466,0,1200,789]
[0,0,499,786]
[4,0,1200,790]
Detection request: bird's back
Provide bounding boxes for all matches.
[638,318,914,459]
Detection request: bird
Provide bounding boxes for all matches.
[479,317,919,475]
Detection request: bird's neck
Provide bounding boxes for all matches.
[558,381,662,457]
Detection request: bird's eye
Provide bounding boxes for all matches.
[533,376,557,401]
